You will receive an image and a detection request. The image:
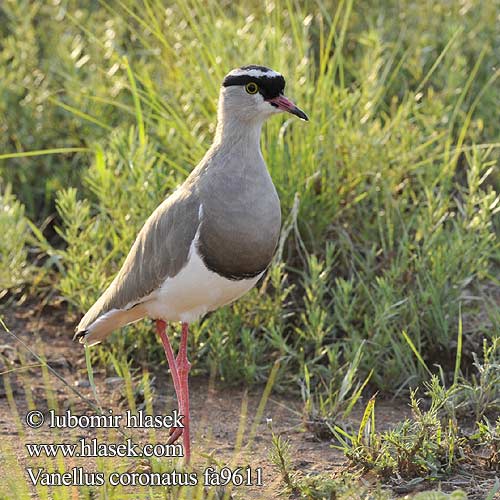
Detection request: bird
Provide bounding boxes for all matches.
[74,65,308,464]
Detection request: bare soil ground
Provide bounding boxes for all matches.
[0,302,497,499]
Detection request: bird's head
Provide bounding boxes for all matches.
[218,65,308,124]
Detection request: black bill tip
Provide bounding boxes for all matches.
[291,106,309,121]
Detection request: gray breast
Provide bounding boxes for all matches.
[196,158,281,280]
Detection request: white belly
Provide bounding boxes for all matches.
[144,246,262,323]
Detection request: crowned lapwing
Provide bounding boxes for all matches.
[74,65,308,463]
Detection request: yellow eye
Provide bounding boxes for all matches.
[245,82,259,94]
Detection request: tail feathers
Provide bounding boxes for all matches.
[74,303,148,346]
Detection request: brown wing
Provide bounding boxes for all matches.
[76,185,201,336]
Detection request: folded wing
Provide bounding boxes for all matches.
[75,186,200,344]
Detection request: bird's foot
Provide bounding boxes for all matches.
[167,426,184,444]
[168,357,191,450]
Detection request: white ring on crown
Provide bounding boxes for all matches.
[228,68,282,79]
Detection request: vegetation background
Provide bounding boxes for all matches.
[0,0,499,498]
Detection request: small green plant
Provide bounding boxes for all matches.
[470,417,500,471]
[453,337,500,421]
[269,427,385,499]
[301,340,372,439]
[332,388,467,480]
[269,431,298,495]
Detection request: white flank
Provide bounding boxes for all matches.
[144,240,262,323]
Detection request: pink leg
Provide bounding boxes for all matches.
[176,322,191,463]
[156,320,191,464]
[156,321,184,444]
[156,320,181,402]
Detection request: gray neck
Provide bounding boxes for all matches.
[187,103,268,186]
[213,113,264,155]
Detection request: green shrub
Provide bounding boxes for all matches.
[0,184,32,292]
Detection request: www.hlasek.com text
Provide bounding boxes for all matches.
[26,437,183,459]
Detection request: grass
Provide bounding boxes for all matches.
[2,0,499,389]
[1,0,499,497]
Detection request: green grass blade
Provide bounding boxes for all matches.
[85,344,102,411]
[357,394,376,444]
[402,330,433,378]
[453,303,463,386]
[49,98,113,130]
[123,56,146,147]
[0,148,89,161]
[247,360,280,450]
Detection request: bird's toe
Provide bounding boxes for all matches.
[167,427,183,445]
